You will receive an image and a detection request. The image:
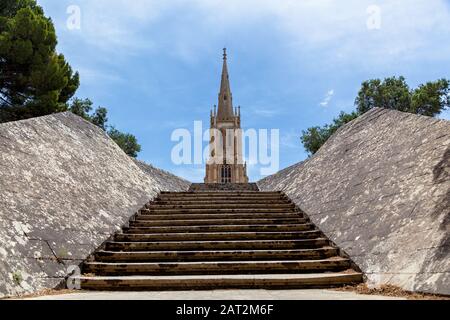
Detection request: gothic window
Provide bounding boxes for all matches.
[224,95,227,101]
[221,165,232,183]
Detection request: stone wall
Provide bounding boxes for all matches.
[258,108,449,295]
[0,112,190,298]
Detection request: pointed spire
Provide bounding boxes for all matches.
[217,48,234,120]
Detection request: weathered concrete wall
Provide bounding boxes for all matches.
[0,112,189,298]
[258,108,449,295]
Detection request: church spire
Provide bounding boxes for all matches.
[217,48,234,120]
[205,49,249,184]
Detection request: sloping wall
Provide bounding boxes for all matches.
[259,108,449,295]
[0,112,189,297]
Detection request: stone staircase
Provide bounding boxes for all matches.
[78,189,363,290]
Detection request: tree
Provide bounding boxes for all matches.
[108,127,142,158]
[0,1,142,157]
[355,76,449,116]
[411,79,450,117]
[68,98,108,130]
[0,0,40,22]
[300,126,329,156]
[90,107,108,131]
[301,77,450,155]
[0,0,79,123]
[301,112,359,155]
[68,98,141,157]
[68,98,93,120]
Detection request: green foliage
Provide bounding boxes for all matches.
[108,127,142,158]
[68,98,108,130]
[0,1,141,157]
[90,107,108,131]
[355,76,449,116]
[355,76,411,114]
[68,98,141,157]
[0,0,79,123]
[68,98,93,119]
[0,0,41,17]
[301,112,359,155]
[0,0,42,29]
[302,77,450,155]
[411,79,450,117]
[300,127,328,156]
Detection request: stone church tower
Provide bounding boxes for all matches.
[204,49,249,184]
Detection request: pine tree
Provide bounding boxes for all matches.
[0,0,79,122]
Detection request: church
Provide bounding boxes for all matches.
[204,49,249,184]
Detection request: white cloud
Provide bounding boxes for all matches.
[171,0,449,66]
[40,0,450,66]
[319,90,335,107]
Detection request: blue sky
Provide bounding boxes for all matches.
[37,0,450,182]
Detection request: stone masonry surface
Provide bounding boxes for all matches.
[258,108,450,295]
[0,112,190,298]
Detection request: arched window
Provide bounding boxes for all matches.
[221,165,232,183]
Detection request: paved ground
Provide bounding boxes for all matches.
[25,289,404,300]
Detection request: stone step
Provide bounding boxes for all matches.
[136,212,304,221]
[130,217,308,227]
[147,203,295,210]
[154,199,290,205]
[123,224,315,234]
[157,196,283,201]
[157,195,285,201]
[114,230,323,242]
[82,258,351,276]
[94,247,339,262]
[160,191,281,196]
[161,191,276,195]
[143,208,298,214]
[76,188,363,292]
[105,239,330,252]
[78,272,364,291]
[188,184,260,192]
